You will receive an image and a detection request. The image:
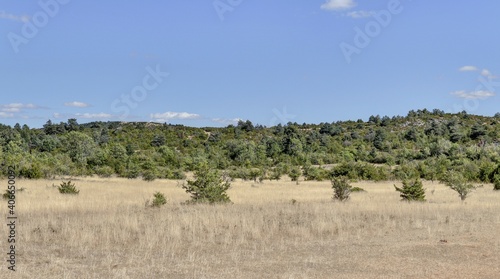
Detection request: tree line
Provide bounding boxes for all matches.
[1,109,500,187]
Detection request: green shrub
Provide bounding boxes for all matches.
[392,163,419,180]
[330,162,389,181]
[19,164,43,179]
[170,169,186,180]
[95,166,114,178]
[248,168,263,183]
[124,165,140,179]
[394,178,426,202]
[142,170,157,181]
[289,166,301,185]
[182,164,231,204]
[441,171,478,201]
[493,174,500,191]
[331,176,352,202]
[58,181,79,195]
[151,192,167,207]
[227,167,251,181]
[302,165,328,181]
[269,167,283,180]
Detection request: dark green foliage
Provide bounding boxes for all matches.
[142,170,157,181]
[269,168,283,180]
[169,169,187,180]
[394,178,426,202]
[95,166,114,178]
[302,165,328,181]
[331,176,352,201]
[331,162,389,181]
[19,164,44,179]
[319,123,342,136]
[1,111,500,187]
[182,165,231,204]
[289,166,301,184]
[493,174,500,191]
[151,192,167,207]
[151,134,166,147]
[58,181,79,195]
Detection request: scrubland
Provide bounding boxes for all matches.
[1,177,499,278]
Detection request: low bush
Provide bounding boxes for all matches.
[151,192,167,207]
[493,174,500,191]
[58,181,79,195]
[331,176,352,202]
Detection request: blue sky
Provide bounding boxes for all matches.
[1,0,499,128]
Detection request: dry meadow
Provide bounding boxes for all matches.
[1,177,499,278]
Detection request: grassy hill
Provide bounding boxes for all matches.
[1,109,500,184]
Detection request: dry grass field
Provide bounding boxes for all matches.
[1,177,500,278]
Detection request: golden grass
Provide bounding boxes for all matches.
[1,177,500,278]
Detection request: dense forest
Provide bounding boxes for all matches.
[2,109,500,185]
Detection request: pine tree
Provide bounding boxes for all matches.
[394,178,426,202]
[182,164,231,204]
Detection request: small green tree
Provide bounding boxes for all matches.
[58,181,79,195]
[331,176,352,202]
[442,171,478,201]
[248,168,262,183]
[151,192,167,207]
[394,178,426,202]
[182,165,231,204]
[289,166,301,185]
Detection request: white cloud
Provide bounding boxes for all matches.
[480,68,496,79]
[451,90,495,100]
[1,103,37,109]
[150,111,201,122]
[75,113,113,119]
[458,66,478,72]
[481,69,491,76]
[0,103,39,114]
[321,0,356,11]
[53,112,112,120]
[64,101,90,108]
[346,10,376,18]
[0,11,29,23]
[0,112,14,118]
[211,118,241,125]
[2,107,21,113]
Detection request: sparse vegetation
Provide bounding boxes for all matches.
[58,180,80,195]
[9,177,499,278]
[351,186,366,192]
[2,189,13,200]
